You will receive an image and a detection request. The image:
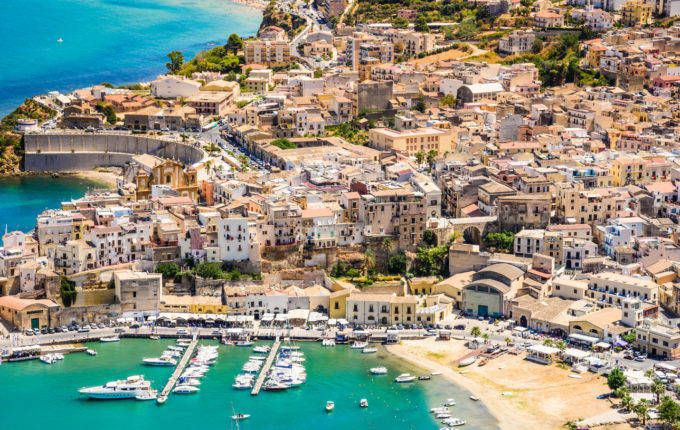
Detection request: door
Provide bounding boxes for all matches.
[478,305,488,317]
[31,318,40,330]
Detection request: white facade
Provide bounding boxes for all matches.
[150,77,202,99]
[218,217,250,261]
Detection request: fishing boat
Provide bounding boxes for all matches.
[458,356,476,367]
[39,354,56,364]
[436,413,452,419]
[478,358,488,367]
[444,398,456,406]
[167,345,185,352]
[350,341,368,349]
[253,345,270,354]
[232,414,250,420]
[362,347,378,354]
[418,375,431,380]
[370,366,388,375]
[87,349,97,356]
[326,401,335,412]
[150,335,160,340]
[236,341,254,347]
[360,399,368,408]
[431,371,443,376]
[395,373,416,383]
[430,407,449,414]
[173,385,199,394]
[469,395,480,401]
[100,336,120,342]
[441,418,466,427]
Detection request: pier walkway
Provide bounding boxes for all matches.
[157,335,197,404]
[251,335,280,396]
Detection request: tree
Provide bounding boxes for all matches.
[196,262,222,279]
[225,71,237,81]
[380,237,394,257]
[60,276,77,307]
[331,262,346,278]
[394,42,405,54]
[204,160,213,176]
[504,337,512,345]
[314,69,323,79]
[346,268,360,280]
[470,326,482,337]
[414,15,430,33]
[270,138,297,149]
[166,51,184,74]
[427,149,437,167]
[412,95,426,113]
[387,251,407,274]
[614,386,630,399]
[633,399,650,427]
[155,262,180,281]
[555,340,567,351]
[455,16,478,39]
[483,231,515,252]
[363,249,375,275]
[543,339,554,347]
[607,368,626,391]
[621,394,635,412]
[102,104,118,124]
[620,331,636,344]
[482,333,489,343]
[423,230,438,247]
[226,33,243,55]
[531,38,544,54]
[440,94,456,107]
[652,379,666,405]
[659,396,680,427]
[415,151,425,166]
[392,16,409,29]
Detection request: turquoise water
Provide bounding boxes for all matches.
[0,0,262,115]
[0,339,498,429]
[0,175,106,234]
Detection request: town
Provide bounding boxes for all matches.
[2,0,680,426]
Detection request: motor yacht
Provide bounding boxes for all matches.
[142,356,177,366]
[78,375,154,400]
[173,385,199,394]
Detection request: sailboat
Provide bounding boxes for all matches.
[231,403,250,424]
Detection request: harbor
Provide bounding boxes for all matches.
[0,338,497,429]
[157,337,198,404]
[250,336,280,395]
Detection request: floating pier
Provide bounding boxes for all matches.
[251,336,281,396]
[157,336,197,404]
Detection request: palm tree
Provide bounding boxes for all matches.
[470,326,482,337]
[482,333,489,344]
[380,237,394,257]
[645,369,656,380]
[615,386,631,400]
[426,149,437,167]
[504,337,512,346]
[621,394,634,412]
[652,379,666,405]
[543,339,554,347]
[362,249,375,276]
[204,160,212,176]
[634,399,650,427]
[555,340,567,351]
[415,151,424,166]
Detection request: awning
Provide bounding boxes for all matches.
[615,339,628,347]
[262,313,275,322]
[595,342,611,349]
[569,333,599,345]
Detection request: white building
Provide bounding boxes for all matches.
[218,217,251,261]
[514,229,545,258]
[150,76,202,99]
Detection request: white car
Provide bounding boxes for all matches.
[177,328,189,335]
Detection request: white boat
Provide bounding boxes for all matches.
[79,375,154,400]
[142,357,177,366]
[436,413,452,419]
[370,366,388,375]
[458,356,476,367]
[444,398,456,406]
[135,389,158,401]
[40,354,56,364]
[360,398,368,408]
[469,395,480,401]
[351,341,368,349]
[362,347,378,354]
[395,373,416,383]
[232,413,250,420]
[173,385,199,394]
[57,38,63,43]
[253,345,270,354]
[236,341,254,347]
[442,418,466,426]
[100,336,120,342]
[53,353,64,360]
[431,371,443,376]
[326,401,334,412]
[167,346,185,352]
[430,407,449,413]
[150,335,161,340]
[87,349,97,356]
[321,339,335,347]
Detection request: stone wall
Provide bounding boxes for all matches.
[24,133,206,172]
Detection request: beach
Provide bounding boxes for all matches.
[387,338,626,430]
[70,168,121,188]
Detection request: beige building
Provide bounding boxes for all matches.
[369,127,453,156]
[346,292,417,326]
[245,40,291,68]
[113,270,162,313]
[0,296,59,330]
[587,272,659,307]
[635,322,680,359]
[186,91,232,117]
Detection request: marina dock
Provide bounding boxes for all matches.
[157,336,197,404]
[251,336,280,396]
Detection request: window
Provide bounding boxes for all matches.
[353,304,358,312]
[334,302,339,310]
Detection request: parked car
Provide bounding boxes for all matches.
[48,328,55,334]
[114,327,125,333]
[635,355,647,362]
[98,323,105,329]
[211,330,222,335]
[130,323,140,329]
[454,324,466,330]
[61,326,68,333]
[78,325,90,333]
[624,353,635,360]
[444,324,452,330]
[177,328,189,335]
[24,330,34,336]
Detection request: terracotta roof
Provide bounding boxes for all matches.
[0,296,58,311]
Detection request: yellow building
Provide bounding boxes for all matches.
[368,127,453,157]
[330,289,351,319]
[0,296,59,330]
[244,40,291,68]
[160,294,228,314]
[609,157,645,186]
[621,0,652,27]
[133,155,198,201]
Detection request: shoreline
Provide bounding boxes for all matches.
[67,169,120,188]
[385,343,564,430]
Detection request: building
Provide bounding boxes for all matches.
[534,11,564,28]
[244,40,291,68]
[514,229,545,258]
[124,105,202,131]
[129,155,198,201]
[369,127,454,156]
[498,30,536,55]
[113,270,162,314]
[186,91,232,117]
[462,263,525,316]
[325,0,346,17]
[621,0,653,26]
[345,293,417,325]
[635,322,680,358]
[587,272,659,307]
[0,296,59,330]
[457,83,505,104]
[497,194,551,232]
[217,217,251,261]
[150,77,201,99]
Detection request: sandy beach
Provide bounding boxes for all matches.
[69,168,121,188]
[387,338,627,430]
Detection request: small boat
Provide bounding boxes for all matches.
[87,349,97,356]
[263,381,289,391]
[326,401,334,412]
[568,374,582,379]
[444,398,456,406]
[478,359,488,367]
[360,398,368,408]
[57,38,63,43]
[469,395,480,401]
[430,407,449,414]
[173,385,199,394]
[142,357,177,366]
[253,345,270,354]
[40,354,56,364]
[431,371,443,376]
[53,353,64,360]
[395,373,416,383]
[167,346,184,352]
[419,375,431,381]
[135,389,158,401]
[156,395,167,405]
[231,414,250,420]
[436,413,452,419]
[458,356,476,367]
[150,335,160,340]
[236,341,254,347]
[351,341,368,349]
[100,336,120,342]
[442,418,466,427]
[362,347,378,354]
[370,366,388,375]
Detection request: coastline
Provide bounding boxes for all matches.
[229,0,268,10]
[68,169,120,188]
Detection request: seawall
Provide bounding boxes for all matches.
[24,132,206,172]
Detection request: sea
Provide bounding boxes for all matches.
[0,339,498,429]
[0,175,108,235]
[0,0,262,116]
